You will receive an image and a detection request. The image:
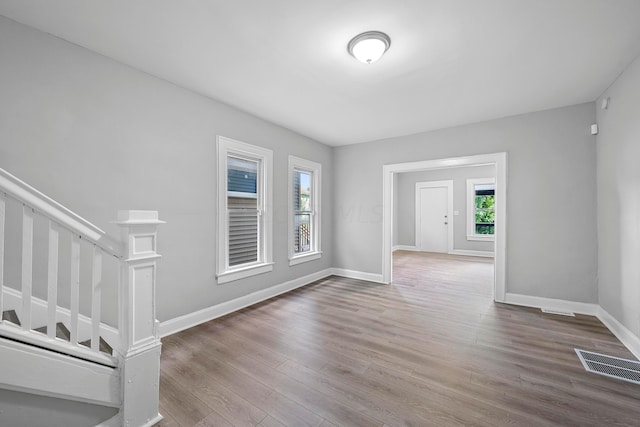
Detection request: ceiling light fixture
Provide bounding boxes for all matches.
[347,31,391,64]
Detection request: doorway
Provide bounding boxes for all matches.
[382,152,507,302]
[415,180,453,253]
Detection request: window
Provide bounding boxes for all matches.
[467,178,495,241]
[217,136,273,284]
[288,156,321,265]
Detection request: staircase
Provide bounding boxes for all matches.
[0,168,164,427]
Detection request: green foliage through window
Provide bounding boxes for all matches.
[474,190,495,235]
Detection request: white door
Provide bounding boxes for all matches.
[418,187,449,253]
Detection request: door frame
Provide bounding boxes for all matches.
[415,180,453,253]
[382,152,507,302]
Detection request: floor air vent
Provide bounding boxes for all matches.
[541,308,575,317]
[575,349,640,385]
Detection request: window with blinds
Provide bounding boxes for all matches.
[293,169,312,254]
[288,156,322,266]
[227,156,259,267]
[217,136,273,284]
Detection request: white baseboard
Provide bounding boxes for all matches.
[159,269,332,337]
[597,307,640,360]
[449,249,494,258]
[504,293,599,316]
[503,293,640,359]
[331,268,385,284]
[392,245,418,252]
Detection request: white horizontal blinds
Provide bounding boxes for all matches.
[228,197,258,266]
[227,156,259,267]
[293,169,312,254]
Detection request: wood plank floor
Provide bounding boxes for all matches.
[158,251,640,426]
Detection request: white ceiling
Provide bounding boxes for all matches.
[1,1,640,146]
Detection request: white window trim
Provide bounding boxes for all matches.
[467,177,495,242]
[288,155,322,266]
[217,136,273,284]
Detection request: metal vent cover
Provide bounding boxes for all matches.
[575,349,640,385]
[541,308,575,317]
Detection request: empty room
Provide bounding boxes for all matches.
[1,1,640,426]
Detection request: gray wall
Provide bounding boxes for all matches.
[395,165,495,252]
[596,54,640,339]
[0,16,333,323]
[334,103,598,302]
[0,389,117,427]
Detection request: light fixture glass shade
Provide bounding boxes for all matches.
[348,31,391,64]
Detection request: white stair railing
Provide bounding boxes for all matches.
[0,168,163,425]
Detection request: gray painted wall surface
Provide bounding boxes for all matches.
[0,17,333,323]
[334,103,598,302]
[396,166,495,252]
[596,54,640,339]
[0,389,117,427]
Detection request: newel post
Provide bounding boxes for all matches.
[115,210,165,427]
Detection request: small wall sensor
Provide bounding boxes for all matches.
[601,97,610,110]
[591,124,599,135]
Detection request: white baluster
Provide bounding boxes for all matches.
[47,221,59,339]
[0,194,5,317]
[91,246,102,352]
[70,234,80,345]
[21,206,34,331]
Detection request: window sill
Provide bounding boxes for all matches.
[467,234,495,242]
[217,262,274,284]
[289,251,322,266]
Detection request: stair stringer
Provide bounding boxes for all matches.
[0,336,120,407]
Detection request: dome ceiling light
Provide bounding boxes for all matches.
[347,31,391,64]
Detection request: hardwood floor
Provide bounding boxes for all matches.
[158,251,640,426]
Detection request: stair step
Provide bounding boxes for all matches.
[2,309,21,326]
[80,337,113,356]
[5,311,113,356]
[34,322,71,341]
